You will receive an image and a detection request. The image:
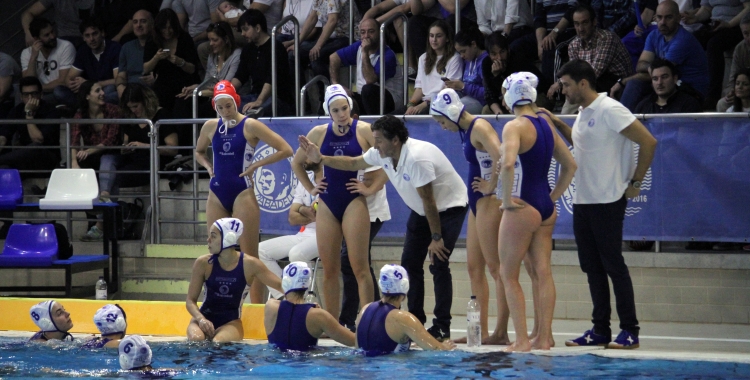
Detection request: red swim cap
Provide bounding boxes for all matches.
[212,80,241,110]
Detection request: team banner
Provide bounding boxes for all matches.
[252,116,750,242]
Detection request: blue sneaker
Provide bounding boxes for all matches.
[565,329,610,347]
[607,330,640,349]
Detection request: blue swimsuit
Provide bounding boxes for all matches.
[508,115,554,220]
[82,337,112,348]
[460,118,496,215]
[200,252,250,329]
[356,302,411,357]
[29,331,74,342]
[210,117,255,212]
[267,301,319,351]
[318,121,363,222]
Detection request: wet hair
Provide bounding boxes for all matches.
[237,9,267,33]
[207,21,236,59]
[371,115,409,143]
[153,8,183,47]
[572,3,597,22]
[77,81,97,116]
[557,59,597,90]
[286,289,306,299]
[79,17,104,35]
[29,18,53,38]
[424,20,456,75]
[650,57,679,78]
[120,83,160,119]
[19,76,42,92]
[454,26,485,50]
[732,68,750,112]
[484,31,509,52]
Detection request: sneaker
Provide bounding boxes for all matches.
[408,66,417,81]
[565,329,610,347]
[80,226,103,242]
[99,195,112,203]
[607,330,640,349]
[427,325,450,342]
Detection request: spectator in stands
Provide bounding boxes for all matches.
[592,0,638,38]
[21,18,76,100]
[482,31,551,114]
[329,18,404,115]
[294,0,359,79]
[0,76,60,173]
[172,0,220,45]
[547,3,633,113]
[259,171,319,299]
[0,53,20,119]
[143,8,200,111]
[393,20,462,115]
[231,10,295,116]
[22,0,93,48]
[175,22,241,118]
[55,19,122,108]
[408,0,478,76]
[444,27,488,114]
[116,10,155,98]
[727,68,750,111]
[512,0,577,85]
[278,0,321,51]
[362,0,416,73]
[614,0,709,111]
[717,13,750,111]
[635,58,702,112]
[70,81,122,242]
[475,0,533,44]
[683,0,750,109]
[92,0,146,45]
[118,83,178,187]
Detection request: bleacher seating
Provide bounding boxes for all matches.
[39,169,99,210]
[0,223,58,267]
[0,169,22,209]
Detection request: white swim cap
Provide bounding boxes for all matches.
[30,300,60,332]
[323,84,353,116]
[502,71,538,111]
[430,89,465,125]
[282,261,312,294]
[379,264,409,296]
[119,335,152,370]
[213,217,244,251]
[94,304,127,335]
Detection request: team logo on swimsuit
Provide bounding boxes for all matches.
[252,144,298,213]
[587,118,595,127]
[481,159,492,168]
[334,149,344,156]
[403,173,410,181]
[219,285,229,295]
[223,142,231,152]
[547,145,651,216]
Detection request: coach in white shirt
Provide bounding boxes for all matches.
[544,59,657,350]
[299,115,468,341]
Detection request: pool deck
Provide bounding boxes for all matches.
[3,318,749,364]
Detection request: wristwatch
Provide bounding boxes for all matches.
[431,233,442,241]
[552,27,560,34]
[630,180,642,189]
[25,110,34,117]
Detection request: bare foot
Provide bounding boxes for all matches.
[503,340,531,352]
[453,335,490,344]
[483,334,511,345]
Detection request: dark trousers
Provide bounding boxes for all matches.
[407,15,477,62]
[339,219,383,327]
[0,145,58,173]
[512,29,576,86]
[401,205,468,330]
[573,195,639,337]
[298,36,350,78]
[695,26,743,103]
[351,85,396,115]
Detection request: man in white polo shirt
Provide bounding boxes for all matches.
[298,115,468,341]
[543,59,657,350]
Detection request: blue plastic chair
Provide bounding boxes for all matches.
[0,169,22,209]
[0,224,58,267]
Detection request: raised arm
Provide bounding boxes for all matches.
[292,127,327,193]
[298,134,371,171]
[538,107,572,146]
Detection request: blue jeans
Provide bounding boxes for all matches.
[401,205,468,330]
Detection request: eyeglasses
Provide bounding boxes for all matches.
[21,91,41,98]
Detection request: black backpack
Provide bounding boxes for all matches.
[27,221,73,260]
[118,198,144,240]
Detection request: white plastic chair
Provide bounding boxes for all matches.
[39,169,100,210]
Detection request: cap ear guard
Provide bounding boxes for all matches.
[281,261,312,294]
[94,304,128,335]
[213,218,243,251]
[378,264,410,296]
[430,89,465,125]
[119,335,152,370]
[212,80,241,111]
[323,85,353,116]
[30,300,59,332]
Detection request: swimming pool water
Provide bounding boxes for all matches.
[1,338,749,379]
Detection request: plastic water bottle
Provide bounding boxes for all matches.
[467,296,481,347]
[95,276,107,300]
[304,291,317,304]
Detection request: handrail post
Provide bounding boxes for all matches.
[300,75,331,116]
[454,0,461,33]
[349,0,355,90]
[380,12,409,115]
[272,15,301,117]
[148,120,156,244]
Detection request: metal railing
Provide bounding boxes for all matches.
[455,0,461,33]
[299,75,331,116]
[380,12,409,115]
[192,77,215,119]
[271,15,301,116]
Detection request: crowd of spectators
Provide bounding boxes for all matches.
[0,0,747,249]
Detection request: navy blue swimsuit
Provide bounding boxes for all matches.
[210,117,255,212]
[318,121,363,221]
[82,337,112,348]
[267,300,319,351]
[514,115,555,220]
[200,252,250,329]
[357,302,411,357]
[460,118,496,215]
[29,331,74,342]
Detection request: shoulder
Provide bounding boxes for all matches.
[194,254,212,265]
[355,119,372,131]
[201,119,219,133]
[308,124,328,140]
